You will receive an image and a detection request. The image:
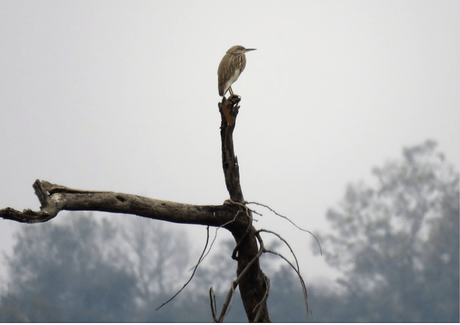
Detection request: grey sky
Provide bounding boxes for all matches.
[1,0,459,286]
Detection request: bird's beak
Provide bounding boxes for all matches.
[244,48,256,52]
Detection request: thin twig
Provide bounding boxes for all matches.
[156,226,211,311]
[231,210,253,260]
[247,201,323,255]
[253,275,270,322]
[264,249,310,316]
[216,280,237,322]
[209,287,217,321]
[252,232,270,322]
[224,200,255,261]
[215,236,265,322]
[258,229,301,272]
[197,212,240,267]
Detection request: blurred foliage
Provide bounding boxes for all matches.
[0,214,248,322]
[0,140,458,322]
[314,140,459,322]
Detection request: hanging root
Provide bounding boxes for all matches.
[246,201,322,255]
[208,200,318,322]
[156,226,211,311]
[257,229,312,318]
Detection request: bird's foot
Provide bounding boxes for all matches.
[228,94,241,104]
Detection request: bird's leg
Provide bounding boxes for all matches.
[229,87,234,96]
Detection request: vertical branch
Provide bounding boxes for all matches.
[218,96,271,322]
[219,95,245,203]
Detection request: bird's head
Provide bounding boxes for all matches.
[227,45,256,55]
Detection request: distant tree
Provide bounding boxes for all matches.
[314,140,459,322]
[114,217,190,307]
[1,213,311,322]
[0,214,138,322]
[0,213,217,322]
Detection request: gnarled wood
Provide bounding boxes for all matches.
[219,95,245,203]
[0,179,240,227]
[219,95,271,322]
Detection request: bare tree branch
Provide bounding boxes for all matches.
[0,180,240,228]
[263,248,310,317]
[209,287,218,321]
[218,95,271,322]
[219,96,245,203]
[248,201,323,255]
[258,229,301,271]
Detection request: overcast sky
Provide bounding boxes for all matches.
[1,0,459,288]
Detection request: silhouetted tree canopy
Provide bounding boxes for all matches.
[313,140,459,322]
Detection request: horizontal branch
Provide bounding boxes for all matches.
[0,180,240,228]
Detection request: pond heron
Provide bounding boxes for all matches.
[218,45,256,97]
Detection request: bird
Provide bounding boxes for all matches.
[218,45,256,97]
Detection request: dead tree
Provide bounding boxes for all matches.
[0,96,306,322]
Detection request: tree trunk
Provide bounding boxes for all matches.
[219,95,271,322]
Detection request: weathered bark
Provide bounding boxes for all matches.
[219,95,244,203]
[0,95,271,322]
[0,180,239,227]
[219,95,271,322]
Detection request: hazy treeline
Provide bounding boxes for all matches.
[0,140,458,322]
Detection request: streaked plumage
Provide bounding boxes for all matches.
[218,45,256,96]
